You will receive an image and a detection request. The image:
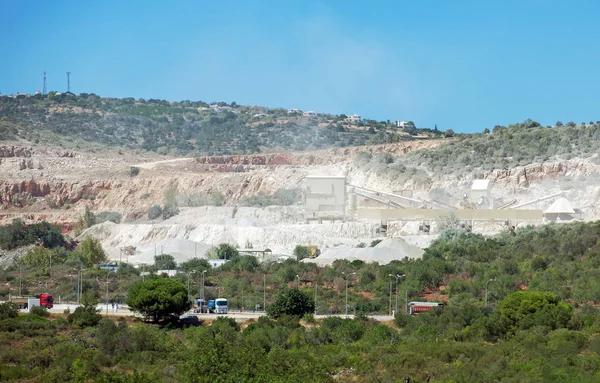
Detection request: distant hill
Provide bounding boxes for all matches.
[0,93,431,155]
[354,119,600,177]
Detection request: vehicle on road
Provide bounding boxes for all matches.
[215,298,228,314]
[409,301,444,315]
[11,293,54,311]
[194,298,209,313]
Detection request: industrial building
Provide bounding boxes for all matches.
[302,175,578,234]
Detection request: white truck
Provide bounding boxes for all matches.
[215,298,228,314]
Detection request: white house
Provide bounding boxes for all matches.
[346,114,361,123]
[396,120,409,128]
[303,111,317,117]
[288,108,302,115]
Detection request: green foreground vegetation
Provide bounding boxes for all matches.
[3,220,600,380]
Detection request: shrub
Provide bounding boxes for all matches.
[267,288,315,318]
[95,211,122,224]
[293,245,312,261]
[0,302,19,320]
[161,203,179,220]
[68,292,101,327]
[130,166,140,177]
[30,305,50,317]
[148,205,162,220]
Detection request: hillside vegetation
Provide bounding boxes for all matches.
[355,119,600,178]
[0,94,423,155]
[4,221,600,381]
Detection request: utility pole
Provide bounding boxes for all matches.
[201,270,207,300]
[296,275,300,289]
[19,264,22,296]
[106,272,109,315]
[263,274,266,312]
[389,274,406,315]
[314,281,317,315]
[389,279,393,316]
[66,72,71,92]
[342,272,356,316]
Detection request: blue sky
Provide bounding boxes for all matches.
[2,1,600,133]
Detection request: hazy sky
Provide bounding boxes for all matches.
[2,1,600,133]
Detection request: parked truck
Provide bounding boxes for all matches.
[215,298,228,314]
[409,301,444,315]
[194,298,209,313]
[11,293,54,311]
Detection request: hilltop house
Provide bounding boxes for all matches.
[346,114,361,124]
[303,111,317,117]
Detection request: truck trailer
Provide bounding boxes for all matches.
[409,301,444,315]
[11,293,54,311]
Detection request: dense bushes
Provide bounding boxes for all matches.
[267,288,315,318]
[0,219,64,250]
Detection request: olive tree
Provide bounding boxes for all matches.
[267,288,315,318]
[126,278,191,322]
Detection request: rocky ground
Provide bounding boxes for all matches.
[2,139,600,266]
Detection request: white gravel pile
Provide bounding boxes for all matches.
[303,237,423,266]
[130,238,212,265]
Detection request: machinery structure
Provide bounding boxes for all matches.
[302,176,578,234]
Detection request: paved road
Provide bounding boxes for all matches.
[14,302,394,322]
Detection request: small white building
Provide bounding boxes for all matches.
[303,111,317,117]
[346,114,361,123]
[288,108,302,115]
[209,259,229,268]
[303,176,347,220]
[470,179,493,209]
[396,120,408,128]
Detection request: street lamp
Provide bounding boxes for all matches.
[342,272,356,316]
[485,278,496,307]
[201,270,207,300]
[187,271,197,299]
[106,271,110,315]
[296,275,300,289]
[389,278,393,316]
[389,274,406,315]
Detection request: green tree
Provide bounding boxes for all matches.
[154,254,176,270]
[75,236,107,266]
[83,207,96,228]
[126,279,191,321]
[208,243,239,261]
[293,245,312,261]
[67,291,102,327]
[179,257,211,272]
[496,291,573,333]
[267,288,315,318]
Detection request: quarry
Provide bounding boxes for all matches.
[1,141,600,268]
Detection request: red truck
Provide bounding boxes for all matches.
[11,293,54,310]
[409,301,444,315]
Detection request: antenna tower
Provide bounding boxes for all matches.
[43,72,47,94]
[66,72,71,92]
